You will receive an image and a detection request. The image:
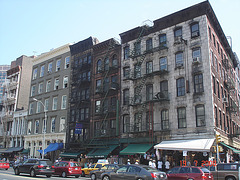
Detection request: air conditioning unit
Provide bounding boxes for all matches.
[174,36,182,43]
[222,96,228,103]
[193,57,200,63]
[192,31,199,37]
[176,63,184,68]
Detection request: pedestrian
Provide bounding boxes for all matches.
[158,160,163,171]
[127,159,131,165]
[165,160,170,171]
[152,159,156,168]
[135,159,139,164]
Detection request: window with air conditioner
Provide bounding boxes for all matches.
[191,22,200,38]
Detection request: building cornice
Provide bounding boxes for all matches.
[32,44,71,65]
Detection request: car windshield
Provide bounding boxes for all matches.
[39,160,52,166]
[70,162,80,167]
[201,167,210,173]
[142,166,160,172]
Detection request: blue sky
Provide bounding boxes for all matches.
[0,0,239,65]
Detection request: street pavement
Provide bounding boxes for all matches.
[0,168,91,180]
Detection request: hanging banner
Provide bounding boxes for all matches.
[75,123,82,134]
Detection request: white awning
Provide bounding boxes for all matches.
[154,138,215,152]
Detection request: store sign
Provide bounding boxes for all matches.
[75,123,82,134]
[183,151,187,156]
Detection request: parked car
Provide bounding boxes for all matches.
[53,160,82,178]
[82,162,108,177]
[13,158,54,178]
[0,160,10,170]
[90,164,122,180]
[167,166,213,180]
[101,164,167,180]
[205,163,240,180]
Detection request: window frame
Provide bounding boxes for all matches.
[196,104,205,127]
[178,107,186,128]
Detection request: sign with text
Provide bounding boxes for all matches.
[75,123,82,134]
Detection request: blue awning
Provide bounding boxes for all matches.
[38,143,63,155]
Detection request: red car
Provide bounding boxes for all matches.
[167,166,213,180]
[0,160,10,170]
[54,161,82,178]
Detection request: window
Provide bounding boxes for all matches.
[146,111,153,131]
[104,58,109,71]
[196,105,205,127]
[211,50,214,66]
[217,81,220,99]
[110,119,116,129]
[95,100,101,113]
[46,80,51,92]
[123,89,129,105]
[40,65,45,77]
[134,113,141,132]
[111,75,118,89]
[97,59,102,73]
[56,59,61,71]
[160,57,167,71]
[96,79,102,93]
[52,97,58,110]
[87,71,91,81]
[134,64,141,78]
[174,28,182,40]
[110,97,116,111]
[38,83,43,94]
[219,110,222,129]
[178,107,186,128]
[54,78,59,90]
[146,84,153,101]
[63,76,68,88]
[65,56,70,69]
[134,41,141,55]
[123,115,130,133]
[146,38,153,51]
[32,68,37,80]
[31,85,36,96]
[61,95,67,109]
[51,117,56,133]
[213,76,216,94]
[60,117,65,132]
[146,61,153,74]
[123,67,130,78]
[159,34,167,47]
[208,26,212,40]
[48,62,53,73]
[194,74,203,93]
[217,42,220,54]
[192,47,201,61]
[134,87,141,103]
[124,46,129,59]
[27,121,32,134]
[88,55,91,64]
[175,52,184,67]
[177,78,185,96]
[103,77,109,92]
[35,120,39,134]
[161,109,169,130]
[112,54,118,68]
[191,22,199,38]
[80,108,84,120]
[44,98,49,111]
[36,101,41,113]
[215,57,218,72]
[29,103,34,115]
[213,34,216,47]
[103,99,108,113]
[160,80,168,93]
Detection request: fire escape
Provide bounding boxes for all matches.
[93,39,120,139]
[222,57,239,138]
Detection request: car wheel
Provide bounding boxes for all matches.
[75,175,80,178]
[188,179,194,180]
[30,169,36,177]
[137,178,143,180]
[62,171,67,178]
[102,175,110,180]
[81,171,85,177]
[226,177,236,180]
[46,175,52,178]
[14,168,20,175]
[91,173,96,180]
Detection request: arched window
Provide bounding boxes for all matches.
[97,59,102,73]
[104,58,109,71]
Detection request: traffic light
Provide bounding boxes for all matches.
[216,134,221,144]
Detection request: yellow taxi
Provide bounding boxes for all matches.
[81,160,108,177]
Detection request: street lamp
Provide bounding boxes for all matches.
[33,98,47,159]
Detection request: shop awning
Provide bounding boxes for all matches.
[220,142,240,153]
[38,143,63,155]
[0,148,7,153]
[119,143,153,155]
[59,151,84,158]
[20,149,30,154]
[86,145,118,158]
[154,139,214,152]
[3,147,24,153]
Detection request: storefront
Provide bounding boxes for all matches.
[154,138,215,168]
